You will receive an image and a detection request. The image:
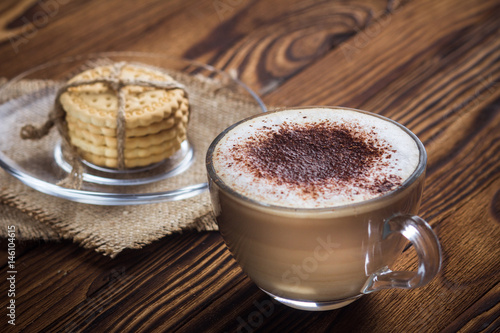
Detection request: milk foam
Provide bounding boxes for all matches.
[212,108,421,208]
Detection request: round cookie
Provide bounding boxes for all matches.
[70,133,185,159]
[65,100,189,137]
[68,120,187,149]
[77,135,186,169]
[60,64,189,129]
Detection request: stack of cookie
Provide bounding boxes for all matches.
[58,63,189,169]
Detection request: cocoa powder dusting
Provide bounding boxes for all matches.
[231,121,402,198]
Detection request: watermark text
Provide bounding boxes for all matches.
[6,225,16,326]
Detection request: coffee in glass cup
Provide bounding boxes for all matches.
[206,106,441,311]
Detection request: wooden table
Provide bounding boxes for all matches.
[1,0,499,332]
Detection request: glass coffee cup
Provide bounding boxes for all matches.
[206,106,442,311]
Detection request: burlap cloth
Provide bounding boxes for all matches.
[0,74,263,257]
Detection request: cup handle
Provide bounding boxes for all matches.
[362,215,442,294]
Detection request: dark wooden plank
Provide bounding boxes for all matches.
[0,0,398,93]
[0,232,239,332]
[181,0,397,94]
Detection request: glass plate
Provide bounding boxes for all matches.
[0,52,266,205]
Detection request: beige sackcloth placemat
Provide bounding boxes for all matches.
[0,73,263,257]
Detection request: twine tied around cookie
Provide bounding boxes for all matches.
[20,61,189,187]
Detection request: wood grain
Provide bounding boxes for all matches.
[0,0,499,332]
[183,0,397,94]
[0,0,399,93]
[0,0,37,42]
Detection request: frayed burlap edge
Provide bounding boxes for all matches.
[1,77,65,242]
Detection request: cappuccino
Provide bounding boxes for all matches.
[207,107,439,310]
[212,108,419,208]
